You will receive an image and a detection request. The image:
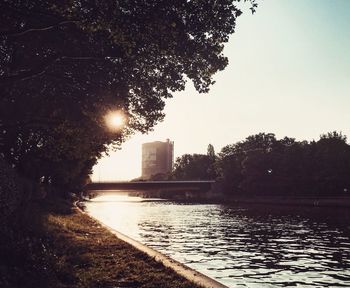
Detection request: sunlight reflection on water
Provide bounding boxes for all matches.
[85,191,350,288]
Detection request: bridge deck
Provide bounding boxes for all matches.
[86,180,215,192]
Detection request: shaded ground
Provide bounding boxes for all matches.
[0,198,199,288]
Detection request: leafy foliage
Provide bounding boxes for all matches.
[0,156,22,237]
[0,0,254,194]
[173,132,350,196]
[172,154,214,180]
[172,144,217,180]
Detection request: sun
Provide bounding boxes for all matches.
[110,114,124,127]
[105,111,126,130]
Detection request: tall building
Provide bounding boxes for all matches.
[141,139,174,179]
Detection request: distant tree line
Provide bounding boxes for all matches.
[168,132,350,196]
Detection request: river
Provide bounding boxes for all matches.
[85,192,350,288]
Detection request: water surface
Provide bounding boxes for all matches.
[85,192,350,287]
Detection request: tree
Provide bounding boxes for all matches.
[217,133,277,194]
[217,132,350,197]
[0,1,257,193]
[206,143,217,178]
[172,154,216,180]
[217,143,245,194]
[207,144,216,159]
[313,132,350,194]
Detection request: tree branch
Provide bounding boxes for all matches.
[1,20,80,37]
[0,55,120,84]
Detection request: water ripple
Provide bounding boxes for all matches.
[85,194,350,287]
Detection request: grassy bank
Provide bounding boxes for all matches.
[0,198,199,288]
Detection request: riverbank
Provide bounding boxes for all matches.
[0,198,200,288]
[80,204,228,288]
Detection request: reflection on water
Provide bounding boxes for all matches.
[85,192,350,287]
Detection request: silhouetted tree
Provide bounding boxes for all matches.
[207,144,216,159]
[0,1,257,194]
[217,143,245,194]
[206,144,217,178]
[312,132,350,195]
[217,132,350,197]
[172,154,216,180]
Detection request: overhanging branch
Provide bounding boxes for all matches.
[1,20,80,37]
[0,55,121,84]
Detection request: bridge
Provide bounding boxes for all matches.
[86,180,216,193]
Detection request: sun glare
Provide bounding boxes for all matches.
[105,111,126,130]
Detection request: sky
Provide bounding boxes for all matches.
[92,0,350,181]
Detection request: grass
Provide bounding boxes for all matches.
[0,198,200,288]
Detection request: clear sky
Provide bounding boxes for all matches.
[92,0,350,181]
